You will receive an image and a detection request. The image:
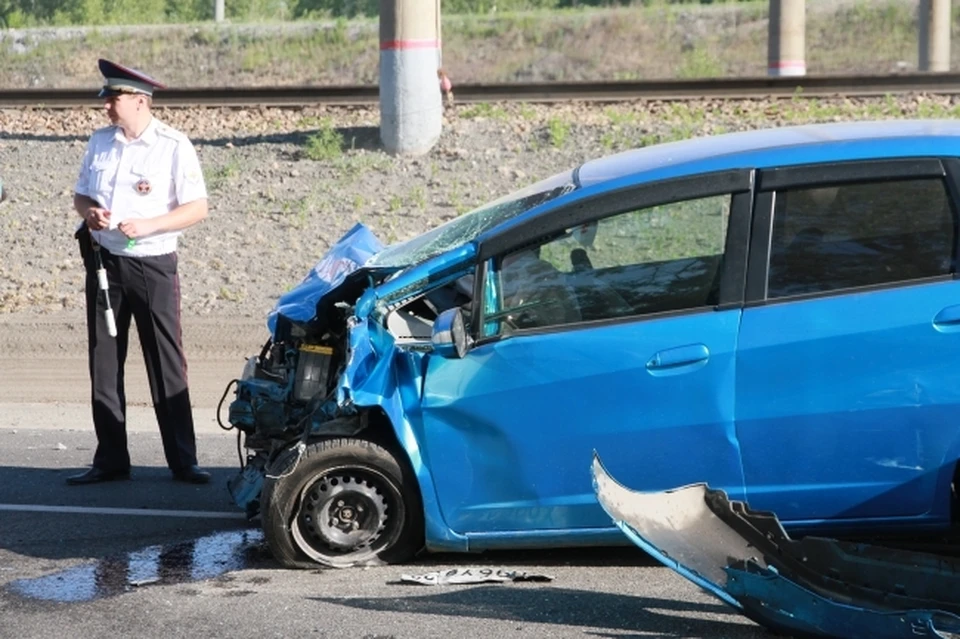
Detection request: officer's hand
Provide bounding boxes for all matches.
[85,207,111,230]
[118,218,156,240]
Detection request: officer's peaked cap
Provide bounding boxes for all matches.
[98,59,167,98]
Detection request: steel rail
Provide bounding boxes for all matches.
[3,73,960,108]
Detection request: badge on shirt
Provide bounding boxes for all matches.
[135,178,152,195]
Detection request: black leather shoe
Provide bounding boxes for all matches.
[172,465,211,484]
[66,467,131,485]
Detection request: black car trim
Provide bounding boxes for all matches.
[744,191,775,303]
[718,178,755,307]
[939,158,960,272]
[757,158,946,192]
[742,273,957,310]
[572,164,584,189]
[468,257,490,341]
[469,301,734,347]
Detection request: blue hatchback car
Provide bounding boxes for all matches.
[227,119,960,567]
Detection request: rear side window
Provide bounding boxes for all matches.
[767,179,957,298]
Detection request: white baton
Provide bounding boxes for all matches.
[93,245,117,338]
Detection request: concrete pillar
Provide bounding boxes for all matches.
[767,0,806,76]
[214,0,224,22]
[379,0,443,156]
[920,0,951,72]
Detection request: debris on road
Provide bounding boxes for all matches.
[399,568,553,586]
[592,453,960,639]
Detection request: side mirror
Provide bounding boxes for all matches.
[431,308,470,359]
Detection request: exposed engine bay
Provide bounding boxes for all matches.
[222,257,472,520]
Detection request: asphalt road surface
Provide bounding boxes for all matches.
[0,316,771,639]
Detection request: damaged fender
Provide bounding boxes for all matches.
[335,247,479,552]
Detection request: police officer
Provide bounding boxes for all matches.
[68,59,211,485]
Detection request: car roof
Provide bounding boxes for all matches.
[575,119,960,189]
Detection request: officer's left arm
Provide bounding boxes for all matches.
[167,138,209,230]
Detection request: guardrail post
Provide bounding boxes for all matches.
[919,0,951,72]
[767,0,805,76]
[214,0,224,22]
[379,0,443,156]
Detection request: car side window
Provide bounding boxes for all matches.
[483,194,732,336]
[767,178,956,299]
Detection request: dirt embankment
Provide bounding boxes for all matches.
[0,1,933,90]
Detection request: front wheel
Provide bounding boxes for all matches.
[261,438,423,568]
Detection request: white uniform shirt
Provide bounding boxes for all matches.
[74,117,207,257]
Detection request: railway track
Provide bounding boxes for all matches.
[3,72,960,109]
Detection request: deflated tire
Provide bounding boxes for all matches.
[261,437,424,569]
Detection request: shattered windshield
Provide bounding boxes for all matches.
[366,169,577,269]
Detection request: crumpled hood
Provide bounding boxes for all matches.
[266,223,384,335]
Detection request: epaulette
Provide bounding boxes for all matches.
[155,124,188,143]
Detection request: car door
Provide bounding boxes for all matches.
[418,170,754,537]
[735,158,960,527]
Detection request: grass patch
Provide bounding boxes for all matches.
[204,159,241,193]
[218,286,245,302]
[333,152,392,173]
[303,120,344,161]
[676,47,724,79]
[0,2,943,88]
[409,186,427,211]
[459,102,509,120]
[546,117,570,147]
[280,195,317,228]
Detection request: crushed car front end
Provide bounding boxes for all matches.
[224,223,389,518]
[220,169,579,567]
[220,222,480,567]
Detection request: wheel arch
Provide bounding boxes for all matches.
[343,406,468,553]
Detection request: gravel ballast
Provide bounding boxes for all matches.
[2,95,958,325]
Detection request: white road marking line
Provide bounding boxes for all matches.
[0,504,248,519]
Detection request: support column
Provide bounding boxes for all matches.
[767,0,806,77]
[380,0,443,156]
[920,0,951,72]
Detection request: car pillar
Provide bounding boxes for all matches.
[379,0,443,156]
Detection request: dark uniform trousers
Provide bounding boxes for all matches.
[83,244,198,474]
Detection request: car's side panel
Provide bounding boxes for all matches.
[417,173,754,537]
[419,309,746,534]
[737,281,960,525]
[736,158,960,529]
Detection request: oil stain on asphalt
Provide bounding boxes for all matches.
[8,529,267,602]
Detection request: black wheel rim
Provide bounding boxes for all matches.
[291,465,404,565]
